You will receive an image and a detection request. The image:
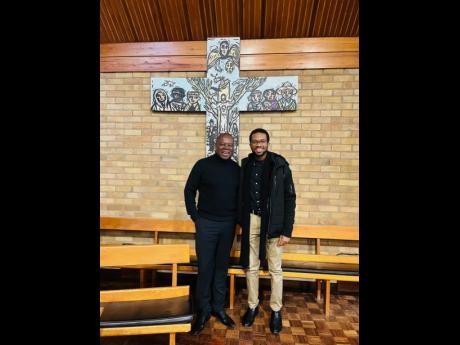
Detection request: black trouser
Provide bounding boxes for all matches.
[194,216,235,314]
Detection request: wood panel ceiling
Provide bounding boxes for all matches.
[100,0,359,44]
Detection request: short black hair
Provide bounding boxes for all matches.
[249,128,270,143]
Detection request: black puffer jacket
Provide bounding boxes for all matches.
[238,151,296,268]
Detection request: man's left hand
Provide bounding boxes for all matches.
[277,235,290,247]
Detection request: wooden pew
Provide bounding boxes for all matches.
[100,217,195,287]
[100,244,192,345]
[100,217,358,317]
[225,225,359,317]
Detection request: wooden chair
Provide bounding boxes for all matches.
[100,244,192,345]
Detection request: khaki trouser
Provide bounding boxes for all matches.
[246,213,283,311]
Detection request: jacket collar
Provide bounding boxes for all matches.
[247,151,286,169]
[248,150,272,162]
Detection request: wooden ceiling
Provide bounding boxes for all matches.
[100,0,359,44]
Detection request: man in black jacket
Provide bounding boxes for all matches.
[238,128,296,334]
[184,133,240,335]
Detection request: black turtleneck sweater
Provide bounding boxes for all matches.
[184,154,240,221]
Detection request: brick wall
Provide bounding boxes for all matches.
[100,68,358,252]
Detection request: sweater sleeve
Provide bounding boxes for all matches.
[184,160,202,221]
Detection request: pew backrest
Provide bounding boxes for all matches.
[100,244,190,267]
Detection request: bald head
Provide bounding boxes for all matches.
[216,132,233,143]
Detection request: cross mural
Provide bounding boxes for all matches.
[151,37,298,161]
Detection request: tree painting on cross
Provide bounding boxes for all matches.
[151,37,298,161]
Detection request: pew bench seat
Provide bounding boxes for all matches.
[145,256,358,316]
[148,258,358,277]
[100,295,193,329]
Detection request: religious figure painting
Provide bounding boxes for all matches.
[151,79,204,112]
[237,77,298,111]
[150,37,298,161]
[207,38,240,78]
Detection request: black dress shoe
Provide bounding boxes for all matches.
[190,313,210,335]
[211,310,236,329]
[241,306,259,327]
[270,310,282,334]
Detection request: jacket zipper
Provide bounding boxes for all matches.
[267,168,278,240]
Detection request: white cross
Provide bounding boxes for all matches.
[151,37,298,161]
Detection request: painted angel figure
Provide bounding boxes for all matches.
[207,40,240,74]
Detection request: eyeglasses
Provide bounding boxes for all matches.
[250,139,267,145]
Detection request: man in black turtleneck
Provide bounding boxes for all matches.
[184,133,240,335]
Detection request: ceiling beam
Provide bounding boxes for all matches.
[100,37,358,72]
